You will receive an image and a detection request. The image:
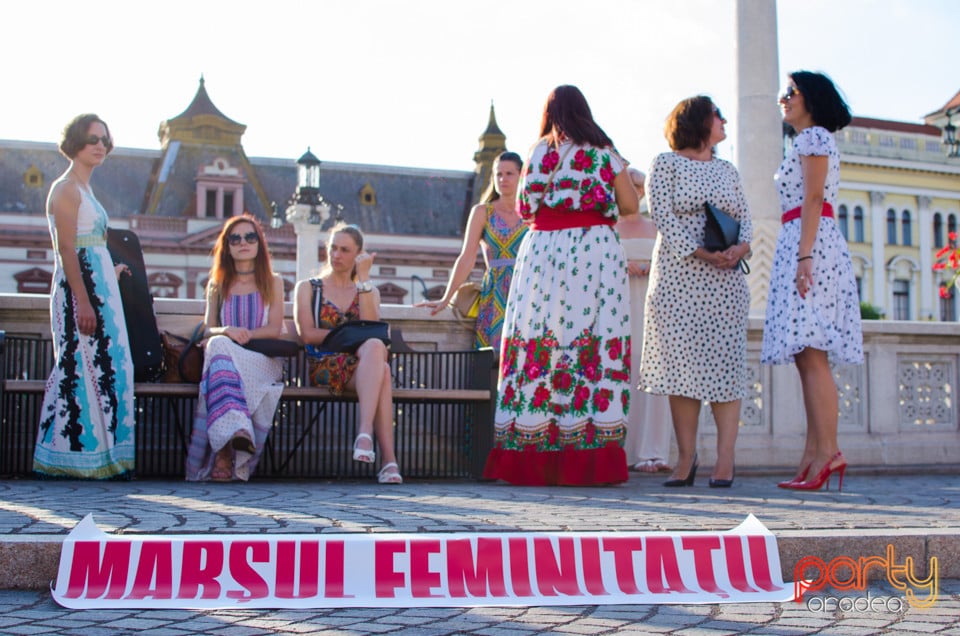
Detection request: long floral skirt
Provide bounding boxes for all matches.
[483,226,631,486]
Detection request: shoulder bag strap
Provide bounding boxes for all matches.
[310,278,324,327]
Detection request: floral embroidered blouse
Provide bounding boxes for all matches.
[518,140,626,220]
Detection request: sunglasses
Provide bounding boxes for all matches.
[713,107,724,121]
[228,232,260,246]
[85,135,111,147]
[780,86,801,101]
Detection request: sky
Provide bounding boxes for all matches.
[2,0,956,175]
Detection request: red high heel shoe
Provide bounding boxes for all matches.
[783,452,847,492]
[777,463,811,489]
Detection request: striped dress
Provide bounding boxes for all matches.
[475,204,528,354]
[185,291,283,481]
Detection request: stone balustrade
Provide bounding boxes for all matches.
[1,293,957,469]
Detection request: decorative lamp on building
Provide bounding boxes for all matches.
[942,108,960,158]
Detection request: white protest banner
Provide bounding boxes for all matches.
[52,514,794,608]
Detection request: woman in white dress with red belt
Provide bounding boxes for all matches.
[762,71,863,492]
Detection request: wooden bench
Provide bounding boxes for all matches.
[0,331,495,480]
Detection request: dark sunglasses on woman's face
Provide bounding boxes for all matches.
[713,107,724,121]
[85,135,111,147]
[228,232,259,246]
[780,86,800,101]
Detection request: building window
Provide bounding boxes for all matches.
[949,214,958,239]
[224,191,235,216]
[901,210,912,247]
[899,137,917,150]
[892,279,910,320]
[940,286,956,322]
[934,213,944,248]
[853,206,865,243]
[886,209,897,245]
[878,135,896,148]
[855,277,863,301]
[359,182,377,206]
[837,205,849,240]
[205,190,217,218]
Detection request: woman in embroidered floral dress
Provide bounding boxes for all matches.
[185,215,285,482]
[482,85,639,486]
[294,223,402,484]
[35,114,135,479]
[763,71,862,492]
[420,151,527,355]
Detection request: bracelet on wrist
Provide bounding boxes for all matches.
[797,255,813,262]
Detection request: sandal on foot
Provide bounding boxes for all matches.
[231,432,255,455]
[353,433,375,463]
[212,453,232,482]
[378,462,403,484]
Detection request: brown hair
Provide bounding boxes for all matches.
[208,214,275,306]
[538,85,614,149]
[59,113,114,158]
[320,222,365,279]
[664,95,715,151]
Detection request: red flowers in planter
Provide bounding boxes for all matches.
[934,231,959,298]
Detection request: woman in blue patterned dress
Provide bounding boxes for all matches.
[35,114,135,479]
[420,151,528,355]
[185,215,285,482]
[762,71,862,492]
[483,85,639,486]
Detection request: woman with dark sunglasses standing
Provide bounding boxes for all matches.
[35,114,136,479]
[762,71,862,492]
[185,214,285,482]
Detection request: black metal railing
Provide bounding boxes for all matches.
[0,332,494,480]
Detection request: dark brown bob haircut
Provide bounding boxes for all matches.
[664,96,715,151]
[59,113,114,159]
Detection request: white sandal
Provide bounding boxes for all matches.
[353,433,375,463]
[378,462,403,484]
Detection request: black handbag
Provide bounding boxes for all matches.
[703,201,750,274]
[321,320,391,354]
[242,338,301,358]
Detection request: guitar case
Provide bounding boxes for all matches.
[107,228,165,382]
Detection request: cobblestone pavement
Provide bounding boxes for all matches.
[0,580,958,635]
[0,471,958,634]
[1,472,958,536]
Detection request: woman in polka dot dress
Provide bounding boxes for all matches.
[762,71,863,492]
[640,95,753,489]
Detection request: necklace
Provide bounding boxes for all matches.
[236,269,255,276]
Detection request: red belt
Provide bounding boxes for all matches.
[781,202,834,224]
[530,205,615,231]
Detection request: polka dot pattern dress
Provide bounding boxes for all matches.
[639,153,752,403]
[761,127,863,365]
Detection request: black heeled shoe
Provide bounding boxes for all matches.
[709,469,735,488]
[663,454,698,487]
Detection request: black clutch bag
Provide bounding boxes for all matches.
[703,201,750,274]
[242,338,302,358]
[321,320,391,354]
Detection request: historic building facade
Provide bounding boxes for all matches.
[0,79,507,304]
[835,89,960,322]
